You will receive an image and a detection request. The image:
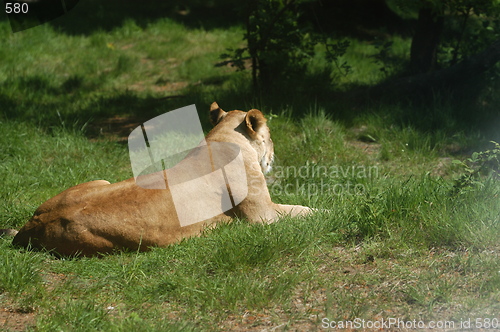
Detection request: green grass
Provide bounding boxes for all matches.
[1,2,499,330]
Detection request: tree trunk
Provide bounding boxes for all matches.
[410,7,444,74]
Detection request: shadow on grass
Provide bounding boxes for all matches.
[2,68,496,145]
[46,0,243,36]
[1,61,496,146]
[0,72,255,141]
[44,0,415,41]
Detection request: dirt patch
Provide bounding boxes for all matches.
[128,80,188,94]
[87,115,143,142]
[432,157,454,177]
[0,307,35,332]
[346,140,382,157]
[346,126,382,159]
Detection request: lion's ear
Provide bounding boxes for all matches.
[210,102,227,126]
[245,109,267,139]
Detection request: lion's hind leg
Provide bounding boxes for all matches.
[73,180,111,189]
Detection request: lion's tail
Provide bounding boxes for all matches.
[0,229,18,237]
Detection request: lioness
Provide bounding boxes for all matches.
[6,102,311,256]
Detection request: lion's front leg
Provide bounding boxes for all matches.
[253,203,312,224]
[274,204,312,219]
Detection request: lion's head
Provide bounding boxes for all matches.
[209,102,274,174]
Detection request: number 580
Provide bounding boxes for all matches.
[5,2,29,14]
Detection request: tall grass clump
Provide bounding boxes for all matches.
[316,171,500,250]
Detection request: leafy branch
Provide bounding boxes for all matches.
[452,141,500,195]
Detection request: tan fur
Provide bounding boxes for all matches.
[12,102,311,256]
[0,229,18,237]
